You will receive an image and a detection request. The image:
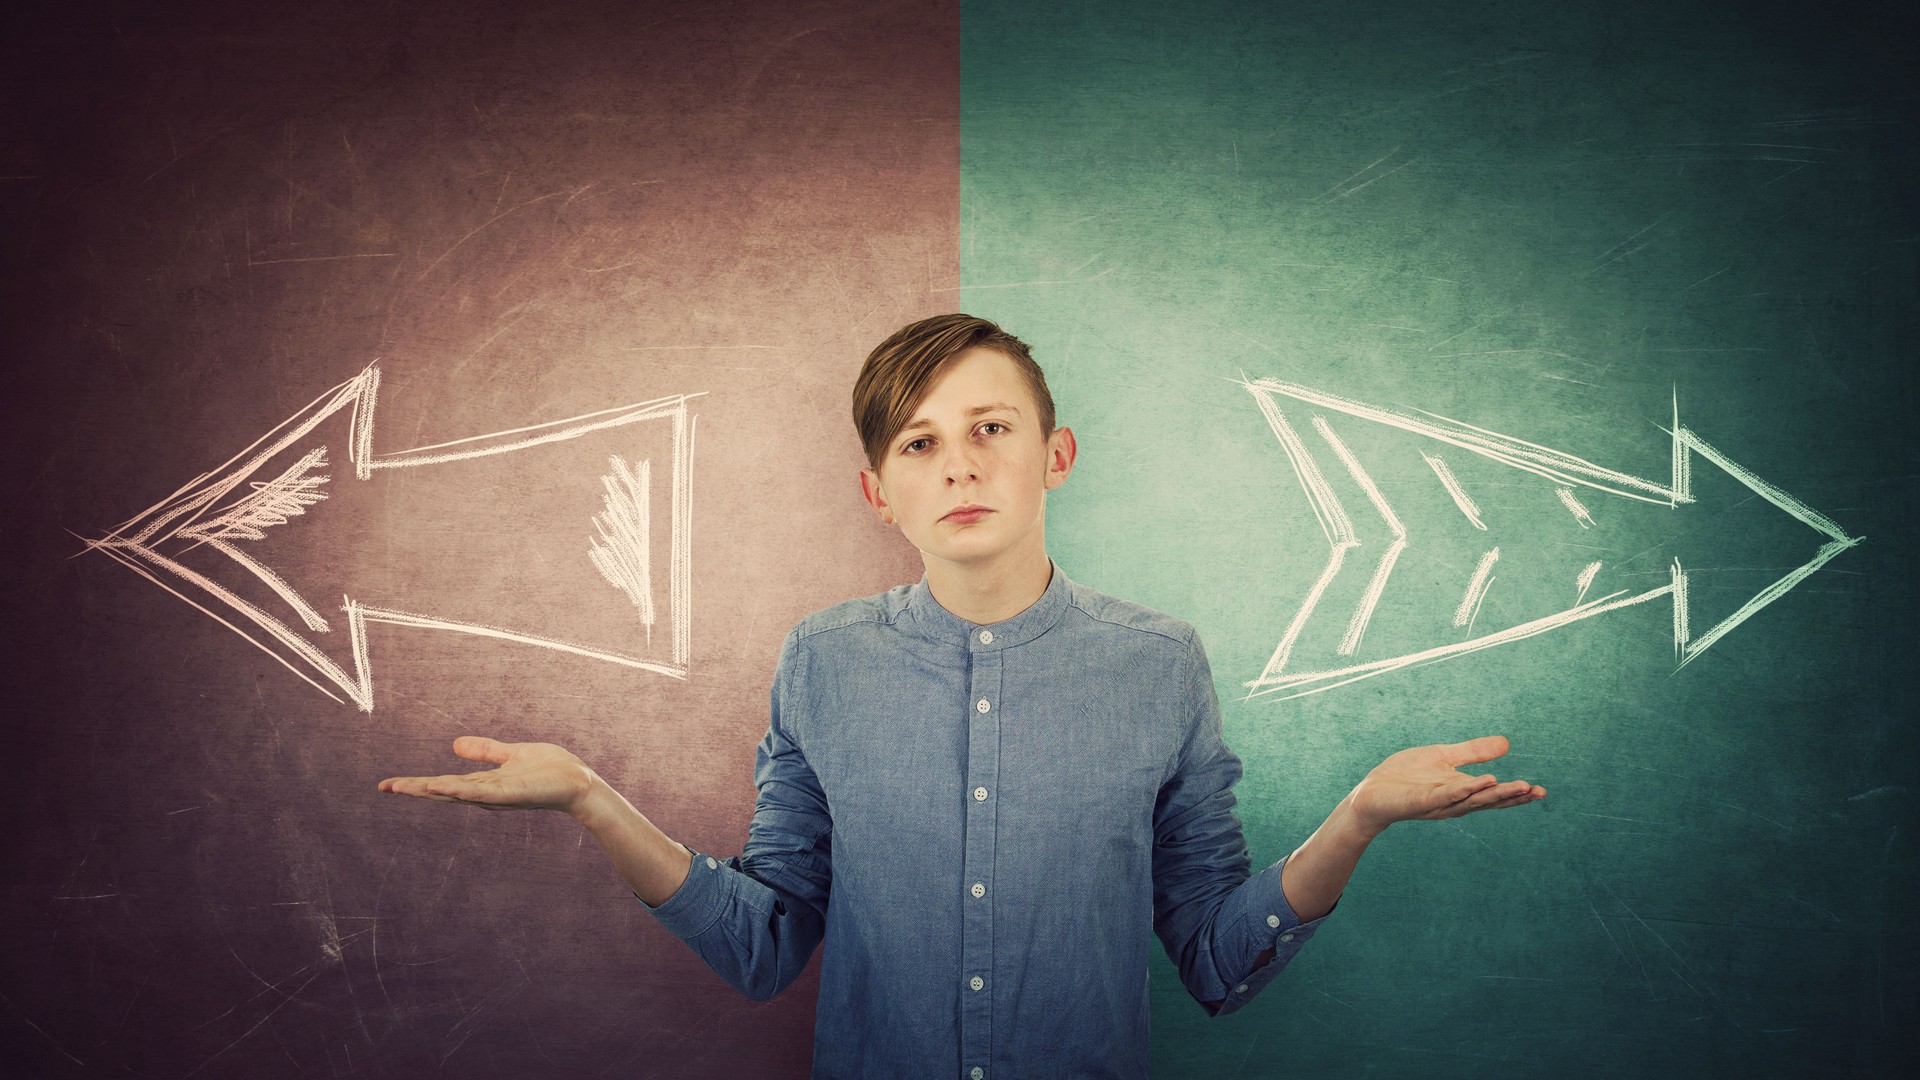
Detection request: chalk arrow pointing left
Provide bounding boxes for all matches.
[83,364,701,710]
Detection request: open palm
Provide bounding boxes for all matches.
[1349,735,1545,837]
[377,736,596,813]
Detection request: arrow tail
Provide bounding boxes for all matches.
[361,393,699,470]
[1245,378,1689,506]
[349,603,688,681]
[1246,585,1677,701]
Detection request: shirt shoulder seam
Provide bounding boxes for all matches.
[788,601,903,643]
[1064,594,1198,649]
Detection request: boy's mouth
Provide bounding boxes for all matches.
[942,505,993,524]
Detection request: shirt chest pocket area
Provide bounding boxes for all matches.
[809,712,968,857]
[998,706,1171,863]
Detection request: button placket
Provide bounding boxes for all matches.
[959,647,1002,1075]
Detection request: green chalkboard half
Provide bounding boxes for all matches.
[962,0,1916,1075]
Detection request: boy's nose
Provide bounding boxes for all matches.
[942,448,981,483]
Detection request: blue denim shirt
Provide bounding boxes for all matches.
[641,562,1331,1078]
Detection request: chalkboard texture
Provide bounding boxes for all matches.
[2,0,1915,1077]
[962,1,1916,1076]
[2,2,953,1076]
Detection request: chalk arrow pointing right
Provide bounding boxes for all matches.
[1237,378,1862,702]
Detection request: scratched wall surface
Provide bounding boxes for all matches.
[5,0,1918,1077]
[962,0,1916,1075]
[2,1,952,1076]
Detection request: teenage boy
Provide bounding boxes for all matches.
[379,314,1547,1078]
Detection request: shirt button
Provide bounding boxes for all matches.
[976,698,990,714]
[979,630,993,644]
[971,1069,985,1080]
[970,975,984,991]
[1266,914,1280,928]
[972,786,988,802]
[1235,983,1249,993]
[1281,933,1294,942]
[706,857,718,870]
[970,882,985,898]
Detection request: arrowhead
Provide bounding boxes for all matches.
[85,367,381,708]
[1667,426,1861,667]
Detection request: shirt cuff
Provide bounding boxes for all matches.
[636,849,733,939]
[1212,852,1335,1017]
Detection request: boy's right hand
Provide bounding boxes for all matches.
[378,736,597,816]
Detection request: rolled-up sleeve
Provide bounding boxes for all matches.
[1151,631,1332,1017]
[637,631,834,1002]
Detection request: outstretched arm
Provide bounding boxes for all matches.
[378,736,694,906]
[378,687,833,1005]
[1280,734,1545,922]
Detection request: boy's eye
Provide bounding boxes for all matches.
[978,422,1007,436]
[902,437,931,454]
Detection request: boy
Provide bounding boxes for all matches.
[379,314,1546,1078]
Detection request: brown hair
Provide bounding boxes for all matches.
[852,314,1055,472]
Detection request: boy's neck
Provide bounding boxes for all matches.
[923,547,1054,626]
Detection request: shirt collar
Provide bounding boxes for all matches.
[904,559,1072,650]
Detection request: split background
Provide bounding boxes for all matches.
[2,0,1914,1075]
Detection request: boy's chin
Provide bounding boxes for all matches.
[917,539,1023,569]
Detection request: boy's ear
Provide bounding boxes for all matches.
[858,466,895,525]
[1043,425,1078,491]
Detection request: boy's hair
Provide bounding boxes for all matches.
[853,314,1056,472]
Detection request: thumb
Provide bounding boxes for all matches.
[452,736,514,765]
[1450,734,1511,766]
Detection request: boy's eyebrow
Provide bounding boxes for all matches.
[897,403,1022,436]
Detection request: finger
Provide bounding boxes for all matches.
[452,736,514,765]
[378,775,467,801]
[423,776,497,802]
[1444,779,1535,815]
[1446,735,1511,767]
[1490,783,1544,808]
[1440,773,1500,806]
[1467,788,1543,814]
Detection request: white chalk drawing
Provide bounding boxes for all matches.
[1310,416,1404,657]
[1249,391,1358,681]
[1555,486,1595,529]
[1574,561,1603,606]
[1421,452,1488,531]
[1239,378,1860,701]
[84,364,702,710]
[588,455,656,626]
[1453,547,1500,631]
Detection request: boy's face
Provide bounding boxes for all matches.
[859,347,1076,576]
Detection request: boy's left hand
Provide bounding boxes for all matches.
[1348,735,1545,839]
